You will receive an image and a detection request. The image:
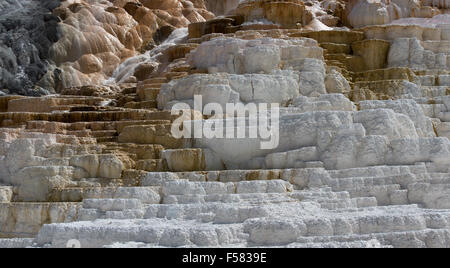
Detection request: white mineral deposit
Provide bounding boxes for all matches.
[0,0,450,249]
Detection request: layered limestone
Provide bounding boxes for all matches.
[0,202,80,238]
[168,36,327,103]
[33,0,216,92]
[347,0,441,28]
[188,37,324,73]
[2,0,450,249]
[157,72,301,109]
[19,166,450,247]
[183,108,449,171]
[388,38,450,70]
[0,128,129,201]
[234,0,308,28]
[4,1,450,95]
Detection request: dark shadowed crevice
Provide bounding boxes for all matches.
[0,0,61,96]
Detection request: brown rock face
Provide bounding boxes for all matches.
[235,0,308,27]
[40,0,215,91]
[188,17,238,38]
[78,54,103,74]
[345,0,441,28]
[351,39,390,71]
[123,2,143,16]
[133,63,158,81]
[293,30,364,44]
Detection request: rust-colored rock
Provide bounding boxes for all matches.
[235,0,307,28]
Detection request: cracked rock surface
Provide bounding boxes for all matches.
[1,0,450,248]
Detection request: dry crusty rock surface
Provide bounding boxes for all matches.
[1,0,450,248]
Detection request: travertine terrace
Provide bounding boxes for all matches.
[1,0,450,248]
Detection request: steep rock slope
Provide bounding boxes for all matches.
[1,0,217,94]
[0,0,60,95]
[37,0,215,92]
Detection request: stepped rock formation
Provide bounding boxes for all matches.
[39,0,216,91]
[0,0,60,96]
[1,0,216,95]
[1,0,450,248]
